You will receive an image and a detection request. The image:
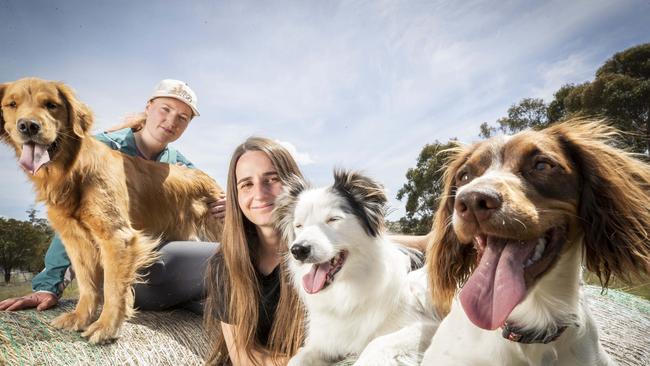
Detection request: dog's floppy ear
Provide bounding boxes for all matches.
[332,169,387,237]
[551,118,650,287]
[426,145,477,316]
[55,82,93,138]
[273,174,309,245]
[0,83,7,141]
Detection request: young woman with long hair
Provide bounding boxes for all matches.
[204,137,304,365]
[204,137,432,365]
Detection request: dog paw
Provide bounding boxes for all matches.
[81,320,119,344]
[51,312,92,331]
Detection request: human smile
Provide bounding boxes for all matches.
[252,202,274,210]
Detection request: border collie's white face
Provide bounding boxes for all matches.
[274,170,387,296]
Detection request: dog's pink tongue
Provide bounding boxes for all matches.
[302,262,333,294]
[459,237,537,330]
[19,143,50,175]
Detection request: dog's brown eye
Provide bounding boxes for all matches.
[327,217,342,224]
[295,223,303,229]
[458,172,470,183]
[7,101,17,108]
[46,102,58,110]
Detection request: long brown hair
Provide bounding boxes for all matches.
[204,137,305,365]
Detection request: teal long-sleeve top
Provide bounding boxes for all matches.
[31,128,195,296]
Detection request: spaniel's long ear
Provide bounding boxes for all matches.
[0,83,7,141]
[55,82,93,138]
[332,169,387,238]
[273,174,309,245]
[426,145,477,316]
[551,118,650,287]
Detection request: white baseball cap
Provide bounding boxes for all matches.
[149,79,200,117]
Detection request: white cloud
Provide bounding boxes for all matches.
[1,0,649,220]
[275,140,315,166]
[530,52,595,101]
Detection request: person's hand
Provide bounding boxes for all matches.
[208,193,227,221]
[0,291,58,311]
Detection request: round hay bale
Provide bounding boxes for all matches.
[0,300,206,365]
[586,286,650,366]
[1,286,649,365]
[335,285,650,366]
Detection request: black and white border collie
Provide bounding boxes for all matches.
[274,170,438,366]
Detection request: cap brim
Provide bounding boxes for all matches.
[150,93,200,117]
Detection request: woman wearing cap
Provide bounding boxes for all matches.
[0,79,225,314]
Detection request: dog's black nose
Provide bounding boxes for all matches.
[17,119,41,136]
[290,242,311,261]
[456,189,502,222]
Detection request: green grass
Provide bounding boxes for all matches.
[2,276,648,303]
[584,273,650,301]
[0,280,79,301]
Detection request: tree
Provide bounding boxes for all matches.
[396,43,650,236]
[0,212,52,283]
[479,98,550,138]
[549,43,650,154]
[24,206,54,273]
[396,140,458,234]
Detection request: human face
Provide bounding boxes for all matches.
[143,97,192,145]
[236,151,284,228]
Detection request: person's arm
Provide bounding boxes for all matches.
[31,234,72,296]
[388,231,433,252]
[221,322,289,366]
[0,235,70,311]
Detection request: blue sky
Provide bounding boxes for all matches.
[1,0,649,221]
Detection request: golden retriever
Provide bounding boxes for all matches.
[0,78,223,344]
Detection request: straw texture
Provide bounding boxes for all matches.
[1,286,648,365]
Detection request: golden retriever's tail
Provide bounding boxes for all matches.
[125,231,162,320]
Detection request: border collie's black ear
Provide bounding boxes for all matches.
[55,82,93,138]
[550,118,650,287]
[426,144,477,316]
[273,174,309,245]
[0,83,7,141]
[332,169,387,237]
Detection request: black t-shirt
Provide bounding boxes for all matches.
[256,265,281,345]
[214,260,281,346]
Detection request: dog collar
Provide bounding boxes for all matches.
[501,322,567,344]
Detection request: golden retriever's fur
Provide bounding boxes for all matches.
[0,78,223,344]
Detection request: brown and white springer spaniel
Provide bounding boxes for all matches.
[422,119,650,365]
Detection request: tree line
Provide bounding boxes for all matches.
[0,208,53,283]
[396,43,650,234]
